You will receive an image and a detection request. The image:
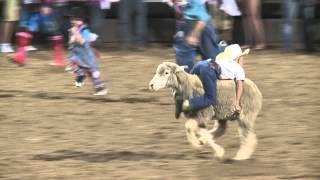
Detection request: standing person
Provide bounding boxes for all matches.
[118,0,147,50]
[88,0,108,35]
[282,0,316,52]
[165,0,221,72]
[0,0,20,53]
[241,0,265,50]
[10,0,65,66]
[67,7,108,96]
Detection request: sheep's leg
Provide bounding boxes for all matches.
[198,128,225,160]
[233,115,257,160]
[185,119,203,148]
[209,120,227,139]
[208,120,219,134]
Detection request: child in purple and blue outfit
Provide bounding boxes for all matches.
[68,7,108,96]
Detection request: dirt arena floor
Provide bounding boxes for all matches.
[0,46,319,180]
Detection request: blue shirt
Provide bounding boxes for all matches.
[182,0,211,22]
[78,25,93,43]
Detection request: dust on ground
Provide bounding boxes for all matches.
[0,47,319,180]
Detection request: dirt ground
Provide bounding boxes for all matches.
[0,47,319,180]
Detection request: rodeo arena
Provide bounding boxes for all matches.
[0,0,320,179]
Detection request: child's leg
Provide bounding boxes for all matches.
[74,66,86,87]
[91,71,104,89]
[89,70,108,95]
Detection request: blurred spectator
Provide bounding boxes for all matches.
[10,0,65,66]
[88,0,107,35]
[118,0,147,50]
[207,0,241,43]
[165,0,221,71]
[54,0,69,42]
[0,0,20,53]
[241,0,265,50]
[282,0,316,52]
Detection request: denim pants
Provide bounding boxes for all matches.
[174,20,220,72]
[118,0,147,47]
[69,43,104,88]
[189,61,218,111]
[282,0,315,50]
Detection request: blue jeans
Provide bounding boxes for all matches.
[69,43,104,89]
[189,61,218,111]
[69,43,99,72]
[174,20,220,72]
[282,0,315,50]
[118,0,147,47]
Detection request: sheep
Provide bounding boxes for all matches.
[149,62,263,160]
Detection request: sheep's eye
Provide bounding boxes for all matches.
[165,72,169,75]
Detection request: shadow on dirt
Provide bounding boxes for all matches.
[0,90,160,104]
[32,150,190,162]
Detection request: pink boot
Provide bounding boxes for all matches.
[49,35,65,66]
[10,32,32,65]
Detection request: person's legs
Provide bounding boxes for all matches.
[249,0,265,49]
[198,21,220,61]
[119,0,131,49]
[242,0,253,48]
[55,4,69,42]
[10,32,32,65]
[0,22,16,53]
[78,44,107,94]
[134,0,147,48]
[174,21,197,72]
[1,0,19,53]
[49,35,65,66]
[89,3,104,35]
[189,62,217,111]
[302,1,315,52]
[282,0,299,50]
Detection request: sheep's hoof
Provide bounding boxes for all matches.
[232,155,250,161]
[214,147,225,160]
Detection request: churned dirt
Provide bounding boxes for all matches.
[0,46,319,180]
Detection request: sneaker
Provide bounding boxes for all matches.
[75,81,84,87]
[94,87,108,96]
[0,44,15,53]
[65,65,74,72]
[75,75,86,87]
[26,45,38,51]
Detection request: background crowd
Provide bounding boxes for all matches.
[0,0,318,55]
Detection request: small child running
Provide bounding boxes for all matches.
[67,7,107,96]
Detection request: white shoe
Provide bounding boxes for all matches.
[75,81,84,87]
[26,45,38,51]
[65,65,74,73]
[93,88,108,96]
[0,44,15,53]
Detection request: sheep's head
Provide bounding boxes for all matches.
[149,62,184,91]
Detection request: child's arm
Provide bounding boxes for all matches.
[237,49,250,66]
[237,56,244,66]
[234,65,246,112]
[70,27,85,45]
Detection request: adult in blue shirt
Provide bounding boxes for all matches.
[170,0,221,72]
